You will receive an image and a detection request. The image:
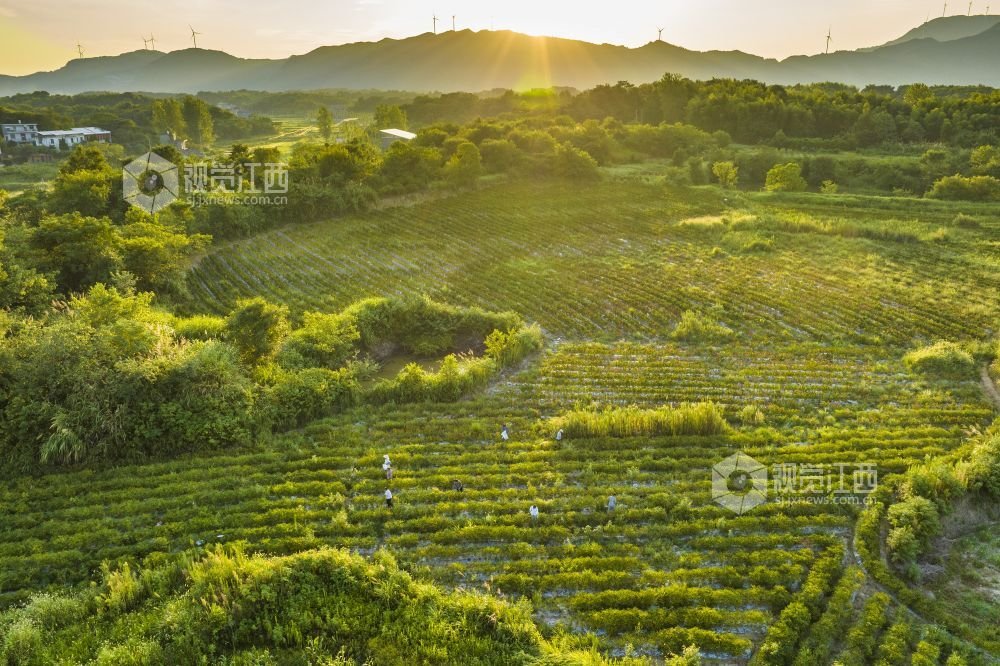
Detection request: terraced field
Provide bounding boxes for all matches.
[185,182,1000,345]
[4,179,999,663]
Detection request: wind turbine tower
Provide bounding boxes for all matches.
[432,14,438,34]
[943,2,948,15]
[657,27,664,41]
[76,42,84,59]
[969,1,974,14]
[142,36,149,50]
[825,27,832,54]
[148,34,156,50]
[452,15,456,30]
[189,25,202,48]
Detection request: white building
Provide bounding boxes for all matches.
[1,121,39,144]
[34,127,111,150]
[379,128,416,151]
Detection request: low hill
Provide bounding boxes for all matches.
[2,17,1000,95]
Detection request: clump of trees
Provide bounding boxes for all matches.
[0,291,541,471]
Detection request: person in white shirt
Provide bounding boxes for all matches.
[529,504,539,521]
[385,488,393,509]
[555,428,564,441]
[607,494,617,512]
[501,424,510,441]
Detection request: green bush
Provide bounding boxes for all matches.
[173,314,226,341]
[555,403,729,438]
[928,174,1000,201]
[903,341,975,377]
[764,163,808,193]
[264,367,359,430]
[670,311,734,343]
[277,311,360,370]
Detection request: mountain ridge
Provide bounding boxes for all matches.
[1,18,999,96]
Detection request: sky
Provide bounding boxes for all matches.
[0,0,989,76]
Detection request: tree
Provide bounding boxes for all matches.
[30,213,123,293]
[764,163,808,192]
[224,297,290,365]
[182,96,214,146]
[373,104,408,130]
[970,145,1000,178]
[444,142,482,188]
[317,106,333,142]
[553,143,599,180]
[152,98,187,136]
[712,161,739,189]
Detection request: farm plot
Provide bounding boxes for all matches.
[185,181,1000,344]
[0,340,992,661]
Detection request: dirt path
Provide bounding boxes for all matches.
[981,364,1000,410]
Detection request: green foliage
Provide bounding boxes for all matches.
[373,104,408,130]
[903,341,975,377]
[224,297,291,365]
[712,161,739,189]
[928,174,1000,201]
[553,143,600,181]
[886,496,940,568]
[277,311,360,370]
[669,310,734,343]
[445,141,483,189]
[172,314,226,341]
[555,403,729,438]
[262,367,359,430]
[484,324,544,367]
[764,163,808,193]
[316,106,333,142]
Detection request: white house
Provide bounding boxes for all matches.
[1,121,39,144]
[34,127,111,150]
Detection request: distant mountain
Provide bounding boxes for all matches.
[1,18,999,96]
[875,14,1000,48]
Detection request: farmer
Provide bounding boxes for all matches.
[452,479,464,492]
[385,465,393,481]
[501,424,510,441]
[607,494,617,512]
[529,504,539,522]
[555,428,564,441]
[382,454,391,469]
[385,488,393,509]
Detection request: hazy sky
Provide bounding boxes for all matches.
[0,0,988,76]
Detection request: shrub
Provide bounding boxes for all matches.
[553,143,600,181]
[712,161,739,189]
[670,311,734,343]
[264,368,359,430]
[173,314,226,341]
[903,341,974,377]
[927,174,1000,201]
[485,324,544,367]
[224,298,291,365]
[950,213,981,229]
[764,163,808,192]
[277,312,359,370]
[819,180,839,194]
[555,403,729,438]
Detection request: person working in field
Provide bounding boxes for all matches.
[529,504,539,522]
[607,494,617,512]
[555,428,564,441]
[385,464,393,481]
[501,424,510,441]
[452,479,464,492]
[385,488,393,509]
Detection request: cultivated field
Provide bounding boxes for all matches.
[3,177,998,662]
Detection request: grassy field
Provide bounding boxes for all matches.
[1,175,997,662]
[0,161,57,193]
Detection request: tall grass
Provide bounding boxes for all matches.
[555,402,729,438]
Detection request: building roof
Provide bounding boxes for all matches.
[379,128,416,140]
[36,127,110,137]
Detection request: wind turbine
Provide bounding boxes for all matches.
[943,2,948,15]
[432,14,438,34]
[657,27,664,41]
[825,27,832,54]
[189,25,202,48]
[452,15,456,31]
[148,34,156,51]
[142,35,149,50]
[76,42,84,59]
[968,1,974,14]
